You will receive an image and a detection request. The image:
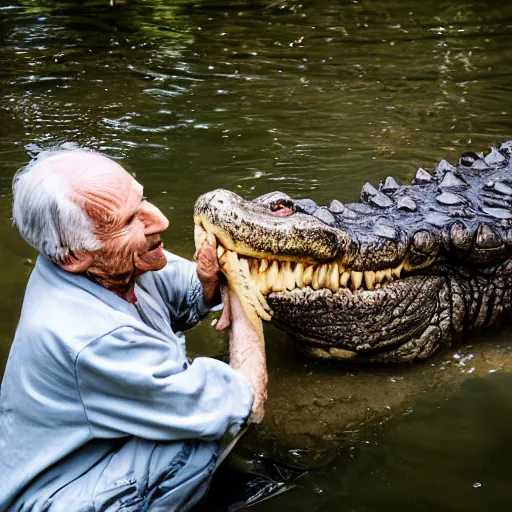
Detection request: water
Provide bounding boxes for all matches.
[248,372,512,511]
[1,0,512,509]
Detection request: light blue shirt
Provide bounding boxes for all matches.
[0,252,253,510]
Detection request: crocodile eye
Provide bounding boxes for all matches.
[270,199,294,216]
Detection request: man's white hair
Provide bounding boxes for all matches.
[12,148,102,263]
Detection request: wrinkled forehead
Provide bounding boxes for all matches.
[39,150,140,221]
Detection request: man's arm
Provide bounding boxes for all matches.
[76,326,254,441]
[195,237,267,422]
[227,290,267,423]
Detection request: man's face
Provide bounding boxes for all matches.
[73,155,169,281]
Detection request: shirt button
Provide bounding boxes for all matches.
[183,362,188,370]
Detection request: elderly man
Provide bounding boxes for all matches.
[0,148,267,511]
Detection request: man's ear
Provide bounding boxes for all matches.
[56,251,94,273]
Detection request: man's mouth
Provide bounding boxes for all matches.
[147,238,163,253]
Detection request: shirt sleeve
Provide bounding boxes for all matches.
[75,326,253,442]
[138,251,211,332]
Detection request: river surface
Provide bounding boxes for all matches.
[1,0,512,509]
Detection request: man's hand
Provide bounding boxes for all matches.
[194,236,221,307]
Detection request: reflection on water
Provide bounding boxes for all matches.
[249,372,512,511]
[1,0,512,509]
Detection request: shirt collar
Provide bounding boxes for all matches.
[35,254,139,317]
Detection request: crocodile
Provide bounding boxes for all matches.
[194,141,512,363]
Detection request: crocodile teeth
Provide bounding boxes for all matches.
[283,261,296,290]
[260,274,272,295]
[218,251,228,266]
[340,271,350,287]
[375,269,385,284]
[267,261,279,291]
[254,269,267,293]
[312,265,327,290]
[249,258,259,280]
[272,270,286,292]
[312,266,320,290]
[364,270,376,291]
[328,263,339,292]
[221,252,272,328]
[294,262,305,288]
[272,262,293,293]
[208,233,408,296]
[259,258,269,273]
[304,265,314,286]
[351,271,363,291]
[318,265,328,288]
[392,262,404,278]
[227,255,402,294]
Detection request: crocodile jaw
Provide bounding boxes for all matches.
[194,222,409,346]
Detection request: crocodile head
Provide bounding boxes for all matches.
[194,141,512,363]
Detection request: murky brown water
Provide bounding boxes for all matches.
[1,0,512,509]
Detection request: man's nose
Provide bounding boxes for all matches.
[145,202,169,234]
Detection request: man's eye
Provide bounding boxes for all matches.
[126,214,137,224]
